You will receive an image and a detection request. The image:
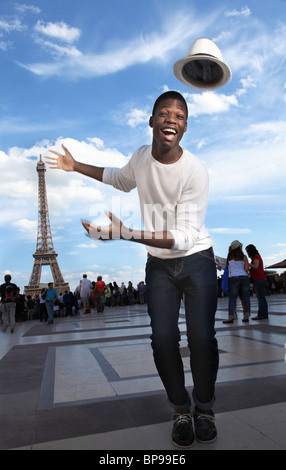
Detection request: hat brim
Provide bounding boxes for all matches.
[173,54,232,90]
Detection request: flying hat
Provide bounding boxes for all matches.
[173,38,232,90]
[230,240,243,251]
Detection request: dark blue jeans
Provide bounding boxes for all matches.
[228,276,251,318]
[254,279,268,318]
[45,301,54,322]
[146,248,218,411]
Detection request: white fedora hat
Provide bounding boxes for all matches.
[230,240,243,251]
[173,38,232,90]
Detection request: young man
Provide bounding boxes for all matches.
[47,91,219,448]
[44,282,58,325]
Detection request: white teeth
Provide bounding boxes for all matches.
[163,128,176,134]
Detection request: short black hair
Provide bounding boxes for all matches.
[152,91,188,119]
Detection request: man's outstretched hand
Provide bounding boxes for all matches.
[46,144,76,172]
[82,211,123,240]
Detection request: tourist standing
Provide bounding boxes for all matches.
[223,241,250,324]
[246,244,268,319]
[80,274,91,313]
[0,274,17,333]
[39,288,48,322]
[95,276,106,312]
[45,282,58,324]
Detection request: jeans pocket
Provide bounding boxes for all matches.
[196,248,215,263]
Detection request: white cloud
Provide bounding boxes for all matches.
[0,138,130,229]
[21,10,217,79]
[0,179,35,200]
[212,31,233,44]
[0,40,13,51]
[236,75,257,96]
[224,195,271,202]
[34,21,81,43]
[14,3,41,14]
[77,243,98,249]
[197,140,207,150]
[240,76,257,89]
[127,108,149,128]
[87,137,104,149]
[0,18,25,33]
[35,38,82,58]
[0,147,39,205]
[225,7,251,18]
[48,137,128,168]
[209,228,251,234]
[185,91,238,117]
[12,218,37,240]
[247,121,286,139]
[224,23,286,79]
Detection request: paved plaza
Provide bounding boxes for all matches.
[0,294,286,450]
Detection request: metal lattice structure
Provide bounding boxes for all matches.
[24,155,69,298]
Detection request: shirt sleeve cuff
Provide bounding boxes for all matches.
[102,167,112,184]
[169,229,192,251]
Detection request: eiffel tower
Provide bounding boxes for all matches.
[24,154,69,298]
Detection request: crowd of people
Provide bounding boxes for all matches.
[76,274,148,314]
[1,251,285,332]
[0,274,148,331]
[1,247,285,332]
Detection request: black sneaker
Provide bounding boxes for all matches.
[193,407,217,444]
[172,413,194,449]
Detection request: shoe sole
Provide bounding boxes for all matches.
[172,438,195,449]
[195,434,217,444]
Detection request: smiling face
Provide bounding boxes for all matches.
[149,97,188,163]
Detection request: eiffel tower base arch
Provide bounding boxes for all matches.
[24,253,69,298]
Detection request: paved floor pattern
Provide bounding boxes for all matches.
[0,295,286,451]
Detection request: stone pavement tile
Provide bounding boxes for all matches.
[1,295,286,450]
[16,402,286,450]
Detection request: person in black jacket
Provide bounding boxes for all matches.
[0,274,18,333]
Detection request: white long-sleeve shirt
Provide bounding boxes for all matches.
[103,145,213,259]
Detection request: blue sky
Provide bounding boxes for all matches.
[0,0,286,293]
